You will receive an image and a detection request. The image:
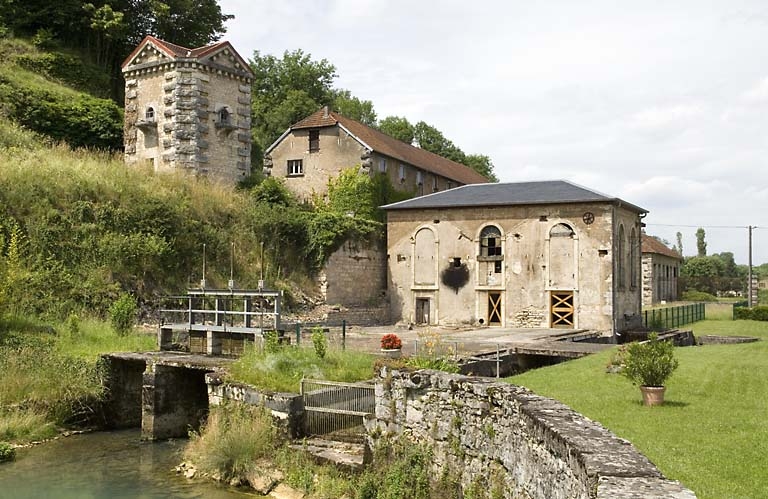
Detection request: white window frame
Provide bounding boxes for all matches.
[287,159,303,176]
[379,158,387,173]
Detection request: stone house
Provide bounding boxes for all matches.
[383,181,647,334]
[122,36,253,185]
[641,234,682,305]
[264,107,488,201]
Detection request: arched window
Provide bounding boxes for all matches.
[549,223,574,238]
[219,107,230,125]
[479,225,502,257]
[617,225,626,290]
[630,228,638,289]
[145,107,155,121]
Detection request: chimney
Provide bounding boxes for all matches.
[323,105,329,118]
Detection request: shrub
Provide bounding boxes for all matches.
[380,333,402,350]
[184,404,279,481]
[681,290,718,302]
[311,326,327,359]
[263,330,281,353]
[734,306,768,321]
[0,441,15,462]
[621,333,679,387]
[108,293,137,335]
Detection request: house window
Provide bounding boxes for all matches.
[219,107,230,125]
[630,228,638,289]
[416,170,423,185]
[308,129,320,152]
[480,225,503,257]
[447,181,456,189]
[398,164,406,182]
[432,176,439,192]
[378,158,387,173]
[145,107,155,121]
[287,159,303,176]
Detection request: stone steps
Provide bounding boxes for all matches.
[289,438,369,471]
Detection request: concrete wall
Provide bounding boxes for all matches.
[367,369,696,499]
[319,238,387,307]
[386,203,643,333]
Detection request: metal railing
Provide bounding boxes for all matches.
[642,303,705,330]
[300,378,374,441]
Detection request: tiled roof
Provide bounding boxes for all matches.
[121,36,252,77]
[641,234,683,259]
[287,109,489,185]
[382,180,647,213]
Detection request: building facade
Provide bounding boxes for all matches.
[122,36,253,185]
[384,181,647,335]
[264,107,488,201]
[641,235,682,305]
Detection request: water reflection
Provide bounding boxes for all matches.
[0,430,252,499]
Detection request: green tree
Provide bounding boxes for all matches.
[676,231,683,256]
[696,228,707,257]
[378,115,415,144]
[463,153,498,182]
[250,49,337,164]
[332,89,376,126]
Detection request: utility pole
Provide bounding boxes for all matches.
[748,225,754,307]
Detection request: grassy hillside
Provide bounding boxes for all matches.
[0,126,272,317]
[0,38,122,150]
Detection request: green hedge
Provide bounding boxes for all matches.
[734,306,768,321]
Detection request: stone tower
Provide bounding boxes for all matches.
[121,36,253,185]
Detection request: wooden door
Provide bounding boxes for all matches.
[488,292,502,326]
[550,291,574,328]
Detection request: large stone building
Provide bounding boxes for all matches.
[264,107,488,201]
[641,234,682,305]
[383,181,647,334]
[121,36,253,185]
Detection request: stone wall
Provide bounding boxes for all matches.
[320,238,387,307]
[367,369,696,499]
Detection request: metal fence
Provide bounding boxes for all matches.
[300,378,375,442]
[642,303,705,330]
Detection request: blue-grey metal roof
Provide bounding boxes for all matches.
[381,180,647,213]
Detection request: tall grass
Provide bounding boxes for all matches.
[509,319,768,499]
[0,315,155,442]
[228,344,375,393]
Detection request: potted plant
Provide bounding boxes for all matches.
[380,333,403,358]
[621,333,679,406]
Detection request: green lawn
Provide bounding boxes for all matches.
[508,319,768,499]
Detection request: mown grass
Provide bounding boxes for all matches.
[0,316,155,442]
[508,319,768,499]
[228,344,376,393]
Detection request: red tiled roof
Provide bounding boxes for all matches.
[641,234,682,260]
[290,109,489,185]
[121,36,252,77]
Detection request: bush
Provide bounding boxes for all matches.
[311,326,327,359]
[184,404,280,481]
[681,290,718,302]
[621,333,679,387]
[0,441,15,462]
[108,293,137,335]
[734,306,768,321]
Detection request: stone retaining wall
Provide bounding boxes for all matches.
[367,368,696,499]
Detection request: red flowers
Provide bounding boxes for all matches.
[380,333,402,350]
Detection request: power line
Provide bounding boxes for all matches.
[646,223,763,230]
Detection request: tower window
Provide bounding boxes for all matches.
[219,108,231,125]
[309,129,320,152]
[480,225,503,257]
[145,107,155,121]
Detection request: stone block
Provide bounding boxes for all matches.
[237,106,250,117]
[237,132,251,142]
[237,95,250,105]
[126,90,138,99]
[239,84,251,93]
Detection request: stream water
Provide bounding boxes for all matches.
[0,430,252,499]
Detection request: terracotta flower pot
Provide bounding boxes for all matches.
[640,385,666,406]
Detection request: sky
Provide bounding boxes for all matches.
[218,0,767,265]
